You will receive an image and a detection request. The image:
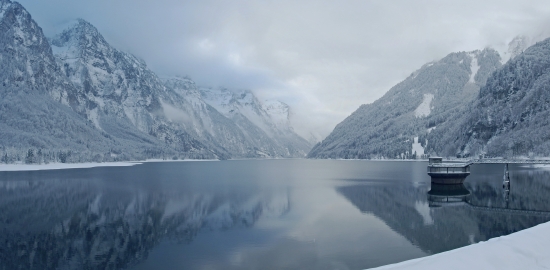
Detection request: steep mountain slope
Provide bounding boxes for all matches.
[0,0,75,105]
[200,86,312,157]
[308,49,501,159]
[50,19,219,159]
[163,77,284,158]
[0,0,157,162]
[432,38,550,157]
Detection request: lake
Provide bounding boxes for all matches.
[1,160,550,270]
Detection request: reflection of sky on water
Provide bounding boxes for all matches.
[1,161,550,269]
[134,166,425,270]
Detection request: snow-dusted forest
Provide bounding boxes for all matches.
[309,35,550,159]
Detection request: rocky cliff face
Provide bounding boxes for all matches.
[0,0,146,162]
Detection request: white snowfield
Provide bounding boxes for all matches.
[414,93,434,118]
[368,221,550,270]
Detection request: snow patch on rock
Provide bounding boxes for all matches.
[469,53,479,83]
[414,94,434,118]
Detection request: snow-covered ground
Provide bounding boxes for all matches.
[143,159,219,162]
[369,221,550,270]
[0,162,140,172]
[0,159,219,172]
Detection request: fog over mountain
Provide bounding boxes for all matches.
[0,0,310,163]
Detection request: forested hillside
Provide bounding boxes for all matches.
[428,37,550,157]
[308,49,501,159]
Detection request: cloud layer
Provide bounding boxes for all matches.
[18,0,550,139]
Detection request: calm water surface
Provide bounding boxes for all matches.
[1,160,550,269]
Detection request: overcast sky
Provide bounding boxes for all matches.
[17,0,550,140]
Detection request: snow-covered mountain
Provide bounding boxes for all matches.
[163,76,311,158]
[0,0,311,162]
[432,37,550,157]
[161,77,311,157]
[0,0,156,163]
[308,48,502,159]
[310,34,550,159]
[199,86,311,157]
[50,19,221,159]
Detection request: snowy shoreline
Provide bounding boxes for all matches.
[368,221,550,270]
[0,159,219,172]
[0,161,141,172]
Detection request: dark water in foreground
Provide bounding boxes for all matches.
[1,160,550,270]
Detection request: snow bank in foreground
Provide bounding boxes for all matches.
[0,162,140,172]
[368,221,550,270]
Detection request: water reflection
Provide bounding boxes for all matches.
[427,184,470,207]
[2,161,550,269]
[0,174,289,270]
[337,164,550,255]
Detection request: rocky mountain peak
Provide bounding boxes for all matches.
[0,0,12,19]
[0,0,76,101]
[51,19,107,51]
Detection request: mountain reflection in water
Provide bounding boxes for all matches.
[337,164,550,255]
[0,166,289,270]
[2,161,550,270]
